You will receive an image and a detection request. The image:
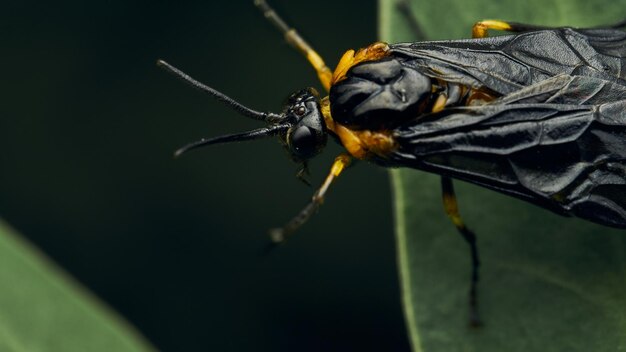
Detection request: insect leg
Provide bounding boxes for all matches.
[254,0,333,91]
[396,3,548,40]
[269,154,352,243]
[472,20,553,38]
[474,18,626,38]
[441,176,482,326]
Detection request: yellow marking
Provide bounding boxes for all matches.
[320,97,397,160]
[442,193,465,228]
[331,42,391,85]
[472,20,513,38]
[431,94,448,113]
[467,89,497,106]
[334,49,355,83]
[321,96,332,122]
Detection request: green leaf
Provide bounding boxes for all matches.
[0,219,154,352]
[379,1,626,351]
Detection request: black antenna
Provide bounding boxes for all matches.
[174,124,289,158]
[157,60,284,123]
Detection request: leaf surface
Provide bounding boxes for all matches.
[380,1,626,350]
[0,220,154,352]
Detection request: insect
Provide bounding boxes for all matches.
[158,0,626,325]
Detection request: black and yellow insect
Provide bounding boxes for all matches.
[158,0,626,325]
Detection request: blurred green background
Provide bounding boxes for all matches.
[1,1,414,351]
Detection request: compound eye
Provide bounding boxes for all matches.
[290,126,316,158]
[295,105,306,117]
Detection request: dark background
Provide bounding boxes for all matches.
[1,1,412,351]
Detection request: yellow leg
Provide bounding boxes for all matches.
[254,0,333,91]
[472,20,514,38]
[441,176,482,327]
[269,154,352,243]
[472,19,551,38]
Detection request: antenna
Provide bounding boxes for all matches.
[157,59,284,123]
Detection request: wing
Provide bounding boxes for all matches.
[388,75,626,228]
[389,27,626,96]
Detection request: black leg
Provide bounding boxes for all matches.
[441,176,482,327]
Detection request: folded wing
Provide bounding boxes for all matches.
[390,75,626,228]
